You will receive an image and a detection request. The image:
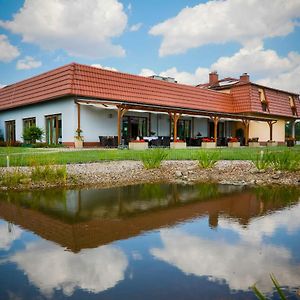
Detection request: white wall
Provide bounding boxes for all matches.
[249,120,285,142]
[0,98,75,142]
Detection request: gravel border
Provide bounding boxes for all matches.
[1,160,300,191]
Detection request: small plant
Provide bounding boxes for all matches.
[23,126,44,144]
[252,274,287,300]
[272,150,300,171]
[198,150,219,168]
[141,148,167,169]
[31,164,67,184]
[75,128,84,141]
[0,169,29,187]
[253,150,273,170]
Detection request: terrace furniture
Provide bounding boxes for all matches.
[99,136,118,148]
[162,136,170,147]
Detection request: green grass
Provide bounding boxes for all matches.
[0,146,300,167]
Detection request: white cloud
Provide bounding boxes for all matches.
[139,67,209,85]
[149,0,300,57]
[151,203,300,293]
[0,83,6,88]
[16,56,42,70]
[0,0,128,59]
[151,228,300,293]
[257,65,300,94]
[139,45,300,93]
[9,240,128,297]
[129,23,142,32]
[0,222,22,251]
[91,64,118,72]
[0,34,20,62]
[139,68,156,77]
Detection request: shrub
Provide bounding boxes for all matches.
[0,169,28,187]
[31,165,67,184]
[198,151,219,168]
[141,149,167,169]
[23,126,44,144]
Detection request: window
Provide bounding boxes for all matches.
[258,88,269,112]
[5,120,16,143]
[289,96,297,116]
[23,117,36,130]
[122,116,147,140]
[45,114,62,144]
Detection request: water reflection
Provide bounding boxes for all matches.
[0,222,22,251]
[0,184,300,299]
[8,240,128,297]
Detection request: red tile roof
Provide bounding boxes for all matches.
[0,63,298,119]
[0,63,233,114]
[198,77,300,118]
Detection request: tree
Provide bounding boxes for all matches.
[23,126,44,144]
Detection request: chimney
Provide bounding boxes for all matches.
[240,73,250,82]
[209,71,219,86]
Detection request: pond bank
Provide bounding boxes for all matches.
[1,160,300,191]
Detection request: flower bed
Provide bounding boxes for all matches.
[201,138,216,148]
[248,138,259,147]
[129,140,148,150]
[227,138,240,148]
[267,141,278,147]
[170,141,186,149]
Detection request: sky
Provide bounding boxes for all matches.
[0,0,299,93]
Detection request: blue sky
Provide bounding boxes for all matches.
[0,0,299,93]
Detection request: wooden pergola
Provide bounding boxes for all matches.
[75,98,291,146]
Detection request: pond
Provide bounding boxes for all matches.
[0,183,300,299]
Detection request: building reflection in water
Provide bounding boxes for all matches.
[0,184,300,298]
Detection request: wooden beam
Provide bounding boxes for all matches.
[211,116,219,142]
[242,119,250,145]
[169,112,181,141]
[267,120,277,141]
[117,106,128,145]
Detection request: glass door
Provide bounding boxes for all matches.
[5,120,16,143]
[45,114,62,144]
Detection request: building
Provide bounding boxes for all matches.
[0,63,299,147]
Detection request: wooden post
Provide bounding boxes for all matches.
[267,120,277,141]
[242,119,250,145]
[169,112,181,141]
[117,106,128,145]
[211,116,219,142]
[76,102,81,132]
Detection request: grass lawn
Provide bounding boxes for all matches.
[0,146,300,167]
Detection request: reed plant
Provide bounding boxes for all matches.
[0,169,28,187]
[31,164,67,183]
[253,150,300,171]
[140,149,168,169]
[252,274,287,300]
[198,150,219,168]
